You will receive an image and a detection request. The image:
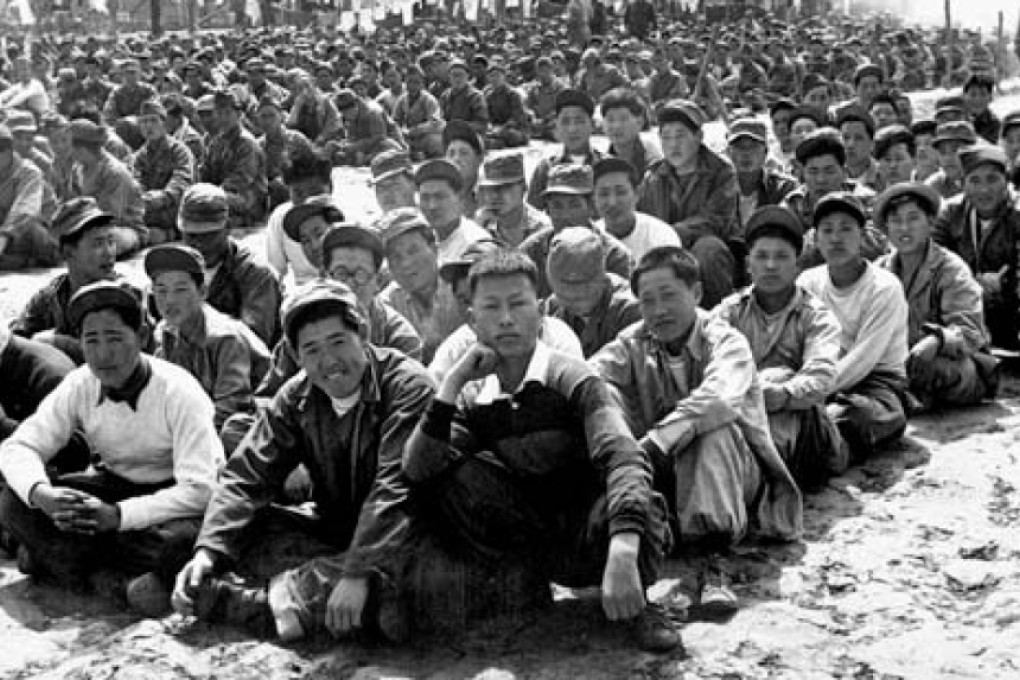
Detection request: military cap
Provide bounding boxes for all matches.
[547,227,605,282]
[544,163,594,196]
[745,205,804,252]
[554,89,595,117]
[378,208,433,249]
[281,279,365,348]
[415,158,463,192]
[212,89,243,110]
[769,97,797,116]
[369,149,414,185]
[478,152,526,187]
[658,99,706,131]
[6,110,36,135]
[195,93,217,113]
[321,223,385,270]
[69,118,106,144]
[801,73,830,94]
[334,88,359,110]
[933,121,977,147]
[245,57,267,72]
[120,58,141,72]
[1001,110,1020,137]
[873,183,942,232]
[727,117,768,145]
[448,59,470,73]
[795,127,846,165]
[812,191,867,227]
[835,106,876,137]
[68,281,144,332]
[52,197,115,243]
[959,144,1008,176]
[138,99,167,120]
[442,119,485,156]
[909,118,937,137]
[178,183,229,232]
[438,238,501,284]
[256,94,282,112]
[853,63,883,85]
[282,196,346,240]
[144,243,206,279]
[873,124,914,160]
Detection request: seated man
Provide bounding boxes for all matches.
[428,240,584,382]
[378,210,465,364]
[592,247,802,616]
[392,66,444,161]
[521,164,633,298]
[475,152,551,248]
[0,322,75,447]
[403,249,681,653]
[171,280,434,642]
[483,61,529,149]
[924,121,976,200]
[726,118,798,231]
[145,244,271,432]
[637,100,739,308]
[12,199,135,363]
[713,207,846,490]
[601,88,662,180]
[0,123,60,270]
[199,91,268,227]
[527,89,603,210]
[543,227,642,358]
[0,281,223,615]
[179,184,283,347]
[254,96,315,212]
[265,155,336,288]
[798,193,910,461]
[415,159,490,264]
[523,56,566,143]
[933,146,1020,350]
[134,100,195,245]
[331,89,405,168]
[369,149,418,214]
[592,157,679,263]
[439,60,490,136]
[873,125,917,189]
[876,184,999,408]
[837,109,881,192]
[69,119,146,257]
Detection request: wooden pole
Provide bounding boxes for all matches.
[944,0,953,88]
[997,11,1005,89]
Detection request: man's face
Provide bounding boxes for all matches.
[856,76,881,106]
[247,67,266,87]
[480,181,525,216]
[748,236,799,296]
[487,69,505,88]
[936,140,966,179]
[885,199,932,258]
[326,246,379,309]
[382,69,402,91]
[554,106,593,152]
[790,118,819,152]
[915,134,938,172]
[803,154,846,196]
[386,230,438,296]
[728,138,767,174]
[213,105,239,131]
[66,225,118,282]
[964,85,992,115]
[374,173,417,213]
[418,179,462,228]
[964,165,1008,217]
[636,267,700,345]
[449,66,470,90]
[316,70,335,91]
[445,140,482,184]
[895,96,913,125]
[550,270,606,317]
[406,72,423,96]
[297,216,331,269]
[869,103,898,130]
[81,309,142,390]
[182,228,230,268]
[138,114,166,141]
[1003,128,1020,166]
[840,121,873,168]
[546,192,591,229]
[815,212,863,269]
[660,122,700,168]
[152,270,204,328]
[197,109,216,133]
[603,107,642,149]
[123,66,140,86]
[256,105,283,132]
[804,86,830,113]
[295,315,368,400]
[594,172,637,229]
[470,273,541,361]
[771,109,792,148]
[536,63,553,82]
[878,143,916,186]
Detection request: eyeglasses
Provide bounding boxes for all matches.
[329,266,374,286]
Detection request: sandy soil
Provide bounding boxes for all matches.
[1,88,1019,680]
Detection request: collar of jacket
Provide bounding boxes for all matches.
[637,308,707,363]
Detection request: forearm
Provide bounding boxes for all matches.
[403,397,461,483]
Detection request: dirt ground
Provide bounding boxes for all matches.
[1,89,1020,680]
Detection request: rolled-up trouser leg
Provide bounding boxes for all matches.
[826,372,907,462]
[909,354,987,407]
[673,423,762,544]
[768,405,847,490]
[690,235,735,310]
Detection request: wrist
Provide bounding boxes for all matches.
[438,374,466,403]
[609,531,641,562]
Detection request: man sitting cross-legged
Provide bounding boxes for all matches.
[172,280,434,642]
[591,246,802,618]
[0,281,224,616]
[402,249,682,653]
[713,207,847,490]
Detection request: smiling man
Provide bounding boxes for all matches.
[403,249,680,653]
[172,280,434,643]
[0,280,223,616]
[798,193,909,462]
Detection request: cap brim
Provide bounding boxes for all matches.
[179,220,227,234]
[439,261,472,283]
[478,175,523,188]
[543,186,591,196]
[727,131,766,144]
[369,167,412,185]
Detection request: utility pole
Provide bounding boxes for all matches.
[150,0,161,35]
[944,0,953,87]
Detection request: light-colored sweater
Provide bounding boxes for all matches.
[798,261,908,392]
[0,356,224,531]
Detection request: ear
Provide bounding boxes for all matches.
[691,280,703,306]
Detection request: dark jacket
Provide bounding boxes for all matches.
[207,239,282,347]
[0,335,74,441]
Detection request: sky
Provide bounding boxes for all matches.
[867,0,1019,34]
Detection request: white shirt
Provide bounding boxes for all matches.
[597,211,681,263]
[0,357,224,531]
[437,217,490,266]
[265,200,320,287]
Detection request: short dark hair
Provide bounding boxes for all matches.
[838,110,876,139]
[964,73,995,95]
[78,302,144,335]
[873,125,916,159]
[284,152,334,186]
[467,249,539,298]
[286,300,364,349]
[868,91,900,117]
[631,246,700,295]
[747,224,801,252]
[599,87,645,118]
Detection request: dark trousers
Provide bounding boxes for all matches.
[0,469,200,586]
[827,371,908,463]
